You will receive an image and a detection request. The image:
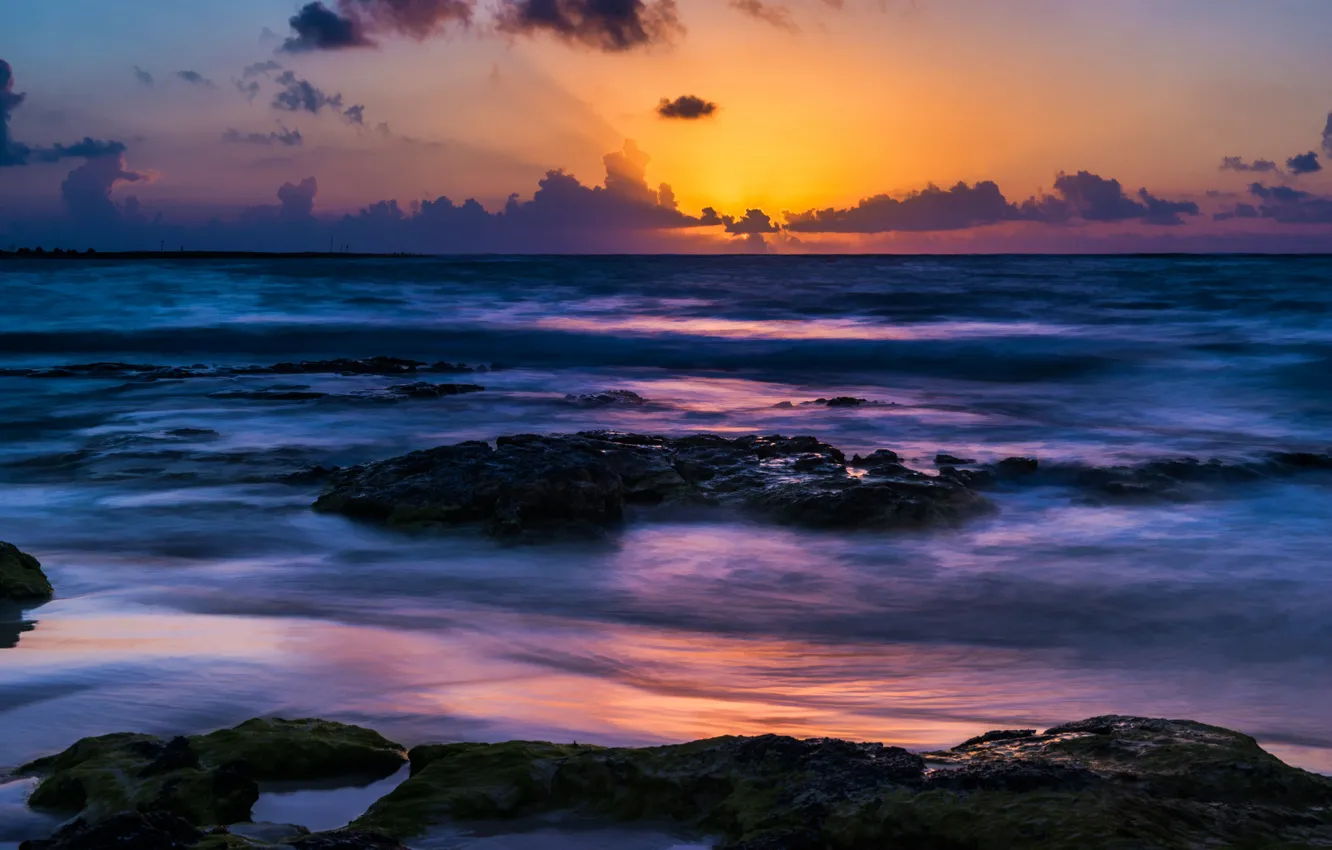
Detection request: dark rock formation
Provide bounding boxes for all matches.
[386,382,484,399]
[17,811,203,850]
[0,542,53,601]
[564,389,648,407]
[935,453,977,466]
[313,432,992,537]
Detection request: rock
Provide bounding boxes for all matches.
[226,821,311,842]
[256,357,426,376]
[209,389,328,401]
[385,382,484,399]
[19,733,257,825]
[314,432,989,537]
[995,456,1039,476]
[564,390,648,407]
[824,397,869,407]
[351,716,1332,848]
[355,735,925,842]
[850,449,900,466]
[17,810,203,850]
[285,830,411,849]
[937,466,997,489]
[935,453,976,466]
[426,362,475,374]
[772,401,795,409]
[280,465,341,485]
[0,542,53,601]
[18,719,404,828]
[190,718,407,782]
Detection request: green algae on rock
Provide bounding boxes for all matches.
[17,719,406,830]
[190,718,407,782]
[352,717,1332,849]
[0,541,53,601]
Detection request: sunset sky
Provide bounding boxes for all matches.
[5,0,1332,251]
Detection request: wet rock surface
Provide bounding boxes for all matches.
[0,542,53,601]
[313,432,993,537]
[564,389,649,407]
[13,715,1332,849]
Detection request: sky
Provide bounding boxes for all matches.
[4,0,1332,252]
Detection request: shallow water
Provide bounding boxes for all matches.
[1,256,1330,839]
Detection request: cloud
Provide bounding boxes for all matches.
[657,94,717,120]
[1324,113,1332,157]
[61,153,148,223]
[242,60,283,78]
[1245,182,1332,223]
[235,79,261,102]
[282,2,373,51]
[278,177,319,220]
[272,71,344,114]
[343,104,366,125]
[1027,172,1199,225]
[133,66,154,87]
[1213,203,1259,222]
[1,59,30,167]
[729,0,797,31]
[495,0,683,51]
[1137,189,1201,226]
[1219,156,1279,174]
[281,0,472,51]
[786,181,1015,232]
[1286,151,1321,176]
[222,127,304,147]
[35,138,128,162]
[176,70,215,88]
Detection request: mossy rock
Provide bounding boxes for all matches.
[18,734,256,826]
[18,718,405,830]
[0,541,53,600]
[189,718,406,782]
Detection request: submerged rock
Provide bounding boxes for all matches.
[0,542,53,601]
[313,432,991,537]
[935,453,976,466]
[17,810,203,850]
[17,719,405,828]
[385,382,484,399]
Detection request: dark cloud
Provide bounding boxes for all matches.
[272,71,344,115]
[35,138,128,162]
[222,127,304,147]
[786,181,1015,233]
[344,0,474,37]
[343,104,366,125]
[1323,113,1332,157]
[657,94,717,120]
[1025,172,1198,226]
[277,177,319,220]
[1,59,30,167]
[133,66,154,87]
[281,0,472,51]
[61,153,148,223]
[729,0,797,31]
[175,70,215,88]
[495,0,683,51]
[1245,182,1332,223]
[1286,151,1321,176]
[242,60,283,78]
[282,2,373,51]
[1219,156,1279,174]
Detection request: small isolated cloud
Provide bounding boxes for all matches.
[133,66,154,87]
[282,2,373,51]
[222,127,304,147]
[495,0,683,51]
[176,70,215,88]
[272,71,343,115]
[1219,156,1279,174]
[729,0,797,31]
[1323,113,1332,157]
[1286,151,1321,176]
[343,104,366,125]
[235,79,261,102]
[657,94,717,120]
[243,60,283,78]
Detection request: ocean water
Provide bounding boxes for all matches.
[1,255,1330,839]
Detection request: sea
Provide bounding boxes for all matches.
[1,255,1330,844]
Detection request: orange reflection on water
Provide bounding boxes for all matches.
[536,316,1062,342]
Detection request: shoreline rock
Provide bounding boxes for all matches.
[0,542,53,601]
[13,715,1331,849]
[312,432,994,538]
